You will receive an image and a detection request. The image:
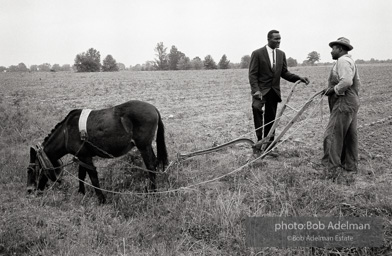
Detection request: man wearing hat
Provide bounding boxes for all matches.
[321,37,361,184]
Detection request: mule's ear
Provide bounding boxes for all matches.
[29,146,37,163]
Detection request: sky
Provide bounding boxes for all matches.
[1,0,391,67]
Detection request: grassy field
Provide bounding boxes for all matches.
[1,65,391,255]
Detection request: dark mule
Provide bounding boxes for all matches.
[27,100,168,203]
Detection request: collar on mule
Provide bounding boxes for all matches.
[33,143,58,181]
[34,144,54,171]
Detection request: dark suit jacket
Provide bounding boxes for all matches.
[249,46,301,103]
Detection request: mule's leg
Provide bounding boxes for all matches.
[53,161,63,184]
[138,145,158,191]
[37,175,48,191]
[79,157,106,204]
[78,164,87,194]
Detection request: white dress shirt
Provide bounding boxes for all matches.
[266,45,275,69]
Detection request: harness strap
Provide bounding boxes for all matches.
[73,156,96,170]
[36,144,54,170]
[79,109,92,140]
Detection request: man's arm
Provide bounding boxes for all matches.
[281,52,309,84]
[333,58,355,95]
[249,51,261,96]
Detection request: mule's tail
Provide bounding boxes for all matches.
[156,111,169,171]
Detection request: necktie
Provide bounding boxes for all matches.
[272,50,276,72]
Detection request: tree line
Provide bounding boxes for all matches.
[0,63,72,73]
[2,44,391,73]
[72,44,248,72]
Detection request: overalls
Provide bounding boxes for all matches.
[322,55,361,176]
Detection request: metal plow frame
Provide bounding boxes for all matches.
[178,81,324,160]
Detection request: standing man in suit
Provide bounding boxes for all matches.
[249,30,309,153]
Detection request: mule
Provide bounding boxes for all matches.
[27,100,168,203]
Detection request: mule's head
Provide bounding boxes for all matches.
[27,146,40,193]
[27,145,61,193]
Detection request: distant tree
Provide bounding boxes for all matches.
[135,64,142,71]
[0,66,7,72]
[51,64,61,71]
[102,55,119,72]
[203,55,217,69]
[74,48,101,72]
[154,42,168,70]
[218,54,230,69]
[130,64,142,71]
[117,63,126,71]
[229,62,241,69]
[17,63,29,72]
[38,63,51,72]
[240,55,251,69]
[287,57,298,67]
[61,64,71,71]
[168,45,185,70]
[190,57,203,70]
[307,51,320,65]
[143,61,156,71]
[30,65,38,72]
[177,56,191,70]
[355,59,365,64]
[8,65,19,72]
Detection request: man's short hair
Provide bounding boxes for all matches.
[268,30,280,39]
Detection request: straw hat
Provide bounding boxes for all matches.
[329,37,353,51]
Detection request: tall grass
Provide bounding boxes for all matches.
[1,66,391,255]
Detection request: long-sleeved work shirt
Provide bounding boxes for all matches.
[328,54,361,113]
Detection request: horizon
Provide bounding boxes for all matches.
[2,44,392,69]
[2,54,391,70]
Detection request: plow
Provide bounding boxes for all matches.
[177,81,324,161]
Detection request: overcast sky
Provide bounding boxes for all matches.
[1,0,391,67]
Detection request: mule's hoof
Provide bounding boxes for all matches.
[98,195,106,204]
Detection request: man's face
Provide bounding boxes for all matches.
[268,33,281,49]
[330,45,341,60]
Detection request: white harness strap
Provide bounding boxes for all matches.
[78,109,92,140]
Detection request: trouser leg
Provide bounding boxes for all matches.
[263,92,278,145]
[341,112,358,172]
[252,101,264,141]
[322,109,353,175]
